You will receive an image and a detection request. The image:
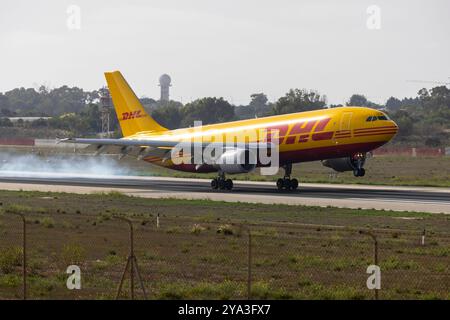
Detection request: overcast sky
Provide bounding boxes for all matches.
[0,0,449,105]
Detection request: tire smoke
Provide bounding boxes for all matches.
[0,151,131,178]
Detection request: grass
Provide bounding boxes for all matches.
[0,274,22,288]
[40,217,55,228]
[0,189,448,300]
[3,204,33,214]
[0,247,23,274]
[60,243,86,266]
[155,280,244,300]
[381,257,420,271]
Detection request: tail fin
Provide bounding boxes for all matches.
[105,71,167,137]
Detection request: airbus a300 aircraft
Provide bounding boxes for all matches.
[62,71,398,191]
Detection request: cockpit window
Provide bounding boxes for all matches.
[367,114,390,122]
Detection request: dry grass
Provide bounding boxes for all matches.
[0,190,448,300]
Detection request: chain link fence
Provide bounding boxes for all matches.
[0,211,449,300]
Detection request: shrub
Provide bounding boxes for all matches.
[41,217,55,228]
[166,226,182,234]
[0,247,23,274]
[60,243,86,266]
[4,204,32,214]
[191,224,206,235]
[217,224,234,235]
[0,274,22,287]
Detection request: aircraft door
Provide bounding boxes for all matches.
[333,112,353,144]
[340,112,353,131]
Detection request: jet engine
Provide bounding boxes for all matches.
[214,149,257,174]
[321,153,366,177]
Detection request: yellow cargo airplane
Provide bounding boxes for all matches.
[62,71,398,191]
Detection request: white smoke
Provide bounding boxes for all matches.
[0,152,132,178]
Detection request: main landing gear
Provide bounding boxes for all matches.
[211,172,233,190]
[276,163,299,191]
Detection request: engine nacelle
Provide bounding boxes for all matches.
[214,149,257,174]
[321,154,366,172]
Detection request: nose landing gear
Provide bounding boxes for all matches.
[352,153,366,177]
[353,168,366,177]
[211,172,233,190]
[276,163,299,191]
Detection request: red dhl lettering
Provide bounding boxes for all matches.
[264,124,289,143]
[314,118,331,132]
[285,136,296,144]
[312,131,334,141]
[298,134,309,143]
[281,117,332,144]
[121,110,146,121]
[289,120,318,135]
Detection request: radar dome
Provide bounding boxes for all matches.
[159,74,171,86]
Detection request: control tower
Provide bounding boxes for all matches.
[159,74,171,101]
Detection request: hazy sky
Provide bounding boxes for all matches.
[1,0,449,105]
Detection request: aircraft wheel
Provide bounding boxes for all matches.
[353,168,366,177]
[283,178,291,190]
[225,179,233,190]
[218,179,226,190]
[290,178,299,190]
[276,178,284,190]
[211,179,218,189]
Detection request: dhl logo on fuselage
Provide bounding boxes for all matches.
[121,110,146,121]
[264,117,333,144]
[263,117,398,145]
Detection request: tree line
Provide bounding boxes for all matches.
[0,84,449,146]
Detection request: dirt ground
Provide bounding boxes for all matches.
[0,190,448,300]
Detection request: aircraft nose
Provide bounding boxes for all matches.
[391,119,399,131]
[389,120,399,137]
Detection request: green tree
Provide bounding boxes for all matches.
[385,97,402,111]
[273,89,326,115]
[347,94,369,107]
[152,103,183,129]
[249,93,268,117]
[181,97,235,127]
[390,109,414,138]
[347,94,382,108]
[0,94,10,111]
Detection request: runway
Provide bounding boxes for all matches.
[0,172,449,214]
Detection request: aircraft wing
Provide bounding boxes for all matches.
[58,138,274,159]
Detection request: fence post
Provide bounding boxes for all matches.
[11,213,27,300]
[360,230,379,300]
[114,216,148,300]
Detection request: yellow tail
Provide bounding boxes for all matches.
[104,71,167,137]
